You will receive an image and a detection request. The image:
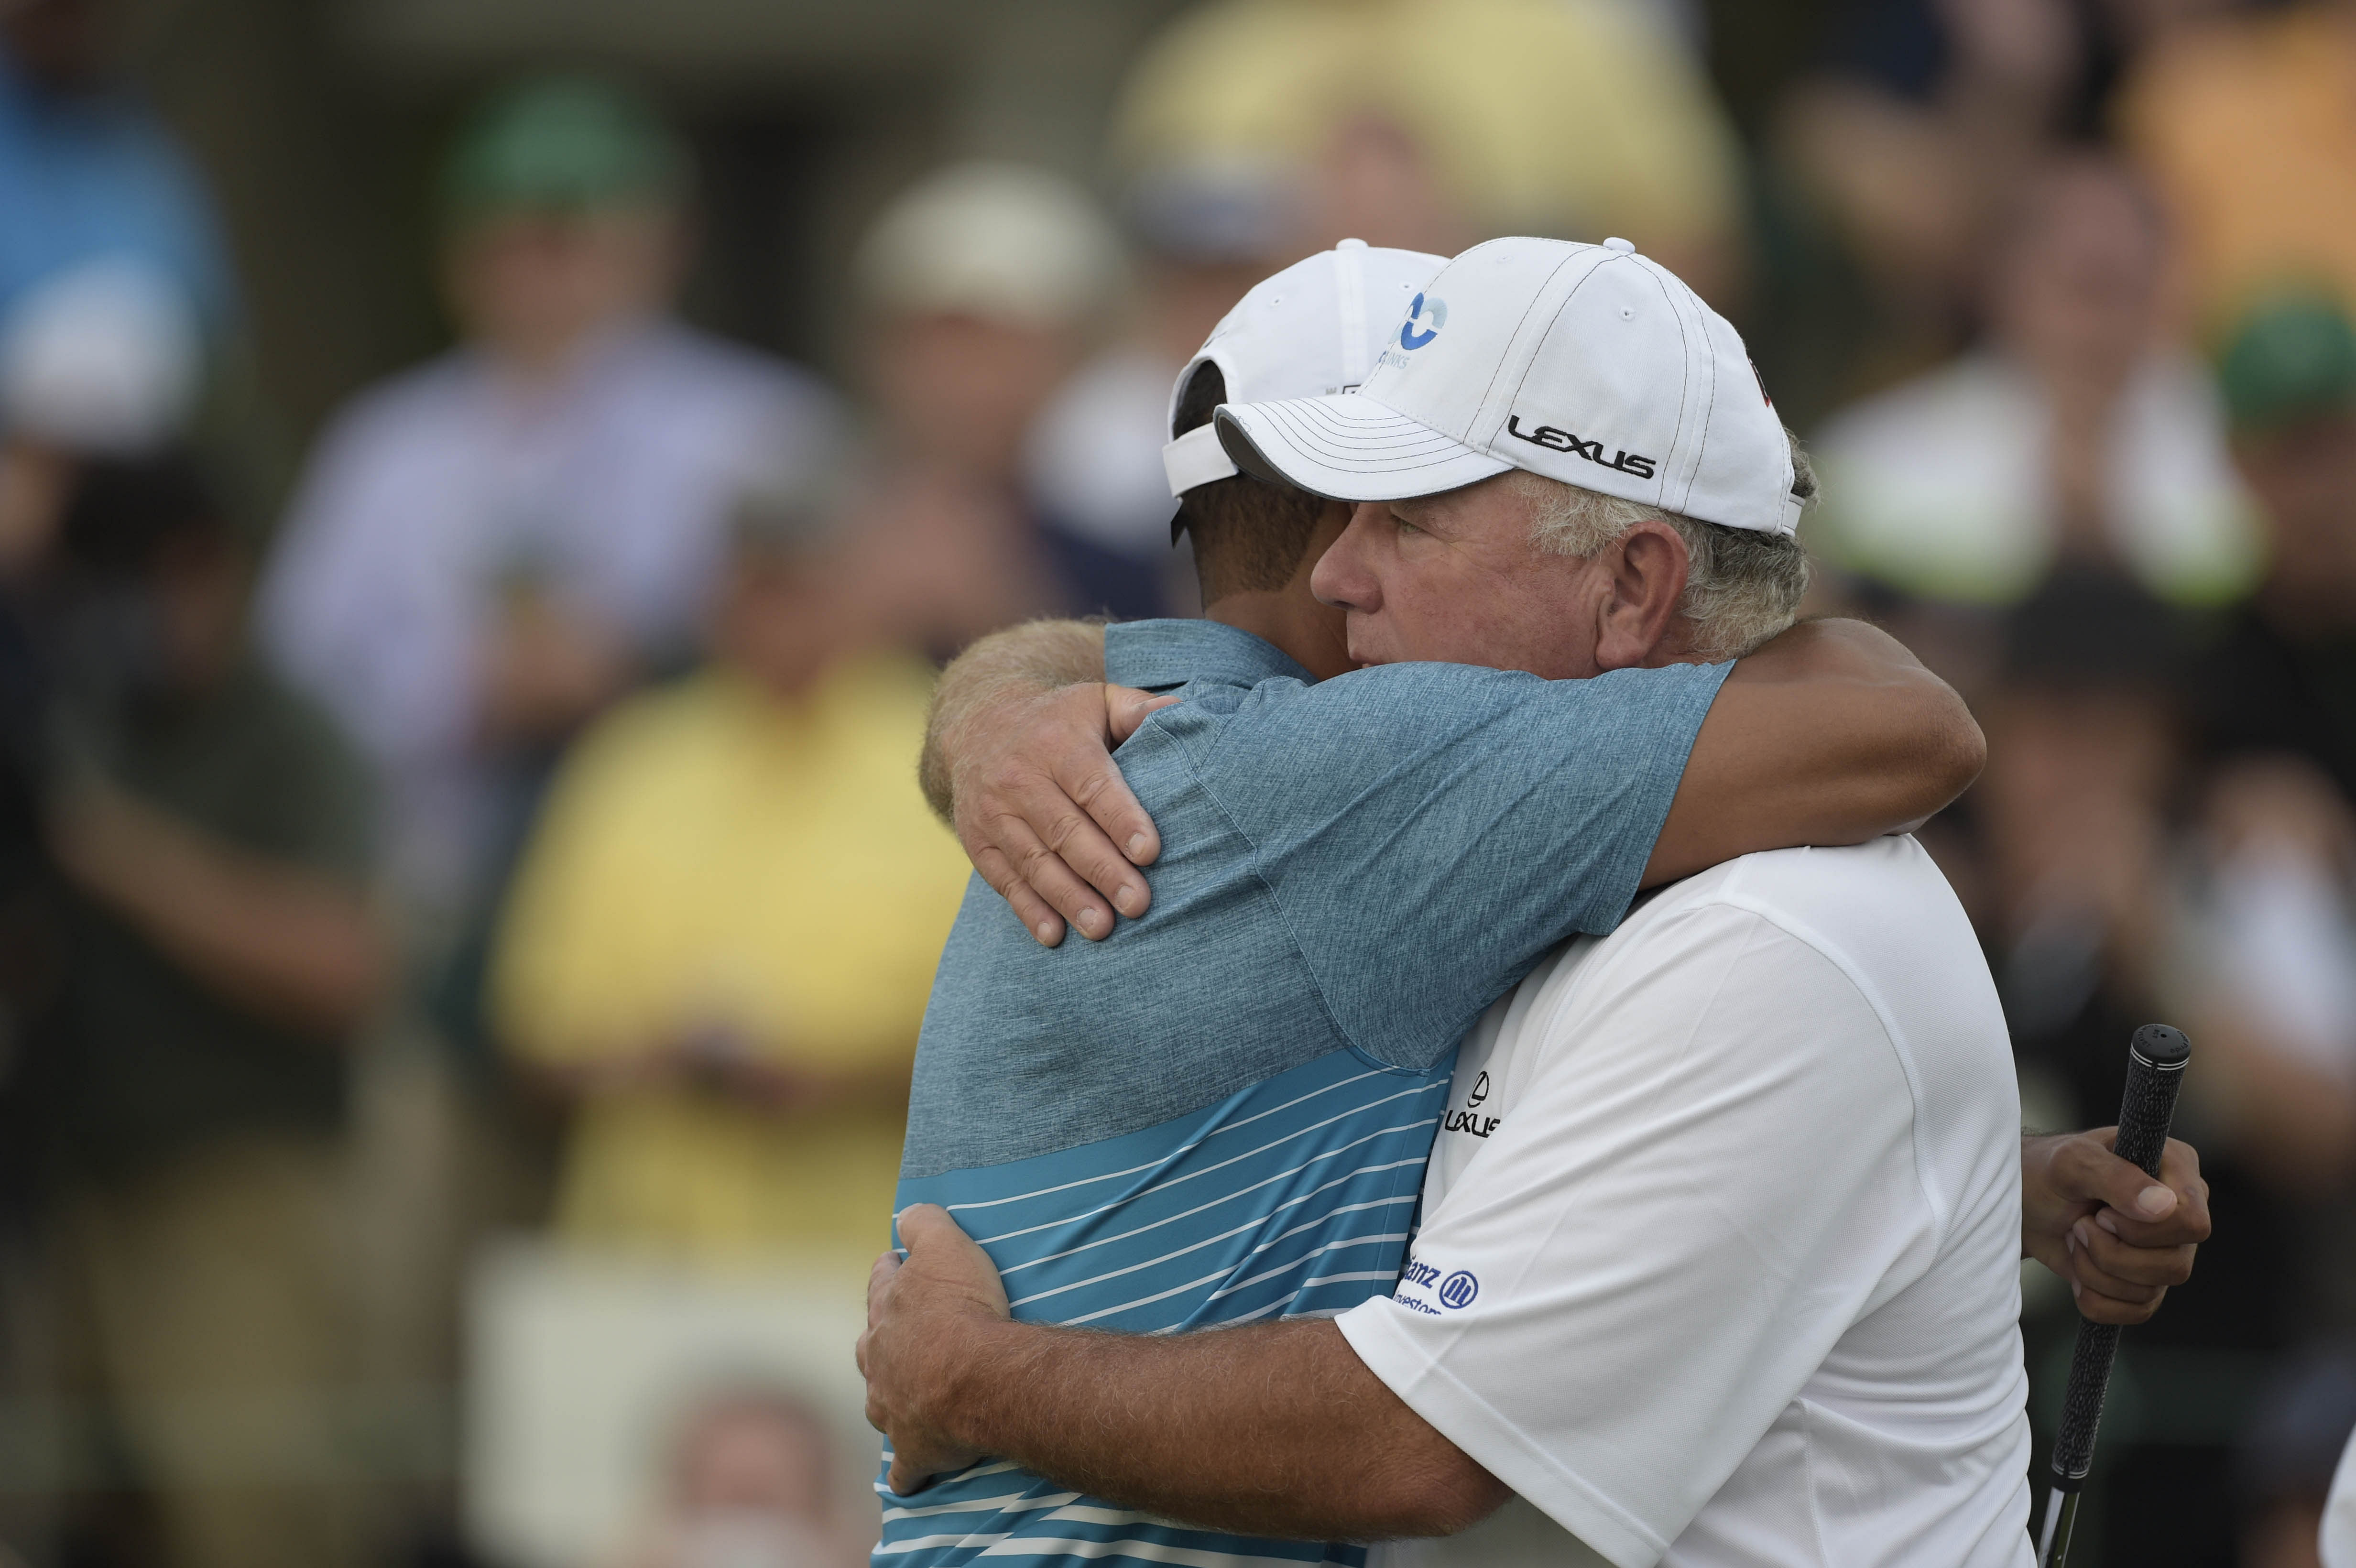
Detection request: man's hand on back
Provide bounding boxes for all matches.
[2021,1130,2211,1324]
[920,620,1173,947]
[939,682,1174,947]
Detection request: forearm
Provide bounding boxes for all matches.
[920,620,1107,823]
[57,795,385,1038]
[914,1317,1500,1540]
[1647,618,1983,883]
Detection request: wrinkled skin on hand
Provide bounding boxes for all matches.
[946,682,1174,947]
[858,1204,1012,1494]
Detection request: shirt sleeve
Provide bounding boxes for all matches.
[1174,658,1727,1069]
[1335,903,1933,1568]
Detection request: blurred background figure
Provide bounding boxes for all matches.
[487,460,967,1267]
[2187,295,2356,1187]
[1025,0,1748,591]
[841,160,1161,634]
[2118,0,2356,343]
[258,74,840,926]
[0,260,203,574]
[1959,571,2301,1567]
[0,0,232,333]
[625,1385,863,1568]
[1111,0,1745,294]
[1808,151,2258,683]
[1762,0,2237,423]
[2198,296,2356,804]
[22,455,382,1568]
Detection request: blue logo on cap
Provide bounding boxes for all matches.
[1399,293,1448,350]
[1438,1270,1479,1309]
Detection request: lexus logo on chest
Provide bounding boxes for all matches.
[1445,1069,1500,1139]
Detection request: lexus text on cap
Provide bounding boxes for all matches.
[1161,239,1449,499]
[1213,236,1804,537]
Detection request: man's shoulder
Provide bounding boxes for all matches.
[1585,838,1999,1045]
[1646,838,1966,942]
[1527,840,2014,1170]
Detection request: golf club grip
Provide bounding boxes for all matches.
[2047,1024,2191,1489]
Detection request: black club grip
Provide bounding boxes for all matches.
[2047,1024,2191,1490]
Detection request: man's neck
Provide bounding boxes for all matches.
[1204,591,1354,682]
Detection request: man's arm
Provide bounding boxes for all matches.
[860,1206,1507,1538]
[864,1124,2215,1537]
[924,617,1980,945]
[50,779,386,1039]
[1641,618,1982,884]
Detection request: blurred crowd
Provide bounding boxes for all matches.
[0,0,2353,1564]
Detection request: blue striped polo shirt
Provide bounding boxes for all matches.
[881,619,1727,1567]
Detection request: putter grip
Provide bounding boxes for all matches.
[2047,1024,2191,1489]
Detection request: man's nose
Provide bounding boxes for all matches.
[1311,504,1386,610]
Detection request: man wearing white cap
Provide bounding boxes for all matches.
[862,237,2192,1567]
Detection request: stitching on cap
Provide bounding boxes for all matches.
[1472,246,1588,436]
[1689,309,1720,516]
[1627,262,1697,507]
[1669,272,1721,513]
[1248,399,1499,476]
[1499,253,1609,424]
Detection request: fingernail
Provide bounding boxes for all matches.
[2070,1279,2082,1300]
[2135,1185,2175,1217]
[2095,1211,2120,1236]
[1127,834,1150,860]
[2071,1220,2091,1251]
[2065,1230,2076,1255]
[1080,908,1109,937]
[1035,921,1058,944]
[1115,883,1145,917]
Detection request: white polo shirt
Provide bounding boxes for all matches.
[1343,838,2033,1568]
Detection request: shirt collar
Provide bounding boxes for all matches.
[1104,618,1314,693]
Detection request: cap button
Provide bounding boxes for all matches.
[1335,237,1368,250]
[1603,236,1636,254]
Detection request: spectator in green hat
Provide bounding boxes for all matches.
[2195,294,2356,800]
[436,74,691,384]
[2219,296,2356,659]
[258,73,840,924]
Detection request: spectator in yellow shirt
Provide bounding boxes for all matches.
[490,468,971,1265]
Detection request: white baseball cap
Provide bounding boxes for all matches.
[0,257,201,457]
[854,161,1126,330]
[1161,239,1448,498]
[1214,236,1804,536]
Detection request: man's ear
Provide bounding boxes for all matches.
[1592,521,1690,671]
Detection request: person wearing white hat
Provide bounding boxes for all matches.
[862,237,2208,1568]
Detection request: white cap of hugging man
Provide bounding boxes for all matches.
[1162,239,1448,500]
[1213,236,1805,538]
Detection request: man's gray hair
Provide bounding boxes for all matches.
[1505,434,1816,661]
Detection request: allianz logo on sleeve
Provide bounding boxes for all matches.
[1397,1256,1482,1315]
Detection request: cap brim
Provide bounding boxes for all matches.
[1214,392,1511,502]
